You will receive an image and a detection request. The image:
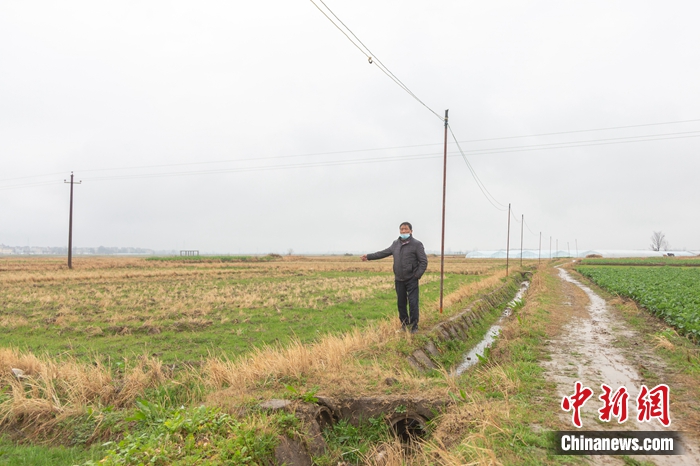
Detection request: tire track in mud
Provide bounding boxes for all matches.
[541,267,700,465]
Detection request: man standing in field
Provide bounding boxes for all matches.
[362,222,428,333]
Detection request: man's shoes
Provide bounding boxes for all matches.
[410,326,418,334]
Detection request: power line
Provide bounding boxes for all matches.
[0,171,66,183]
[448,124,507,211]
[3,119,699,185]
[79,151,448,182]
[454,117,700,143]
[454,130,700,156]
[2,130,699,189]
[309,0,443,121]
[523,217,538,236]
[0,180,64,191]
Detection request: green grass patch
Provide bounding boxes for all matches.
[75,400,290,466]
[316,416,392,465]
[0,436,106,466]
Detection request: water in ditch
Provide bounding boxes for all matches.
[452,281,530,376]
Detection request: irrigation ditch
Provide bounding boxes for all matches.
[259,271,532,465]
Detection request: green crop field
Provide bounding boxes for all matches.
[579,256,700,266]
[576,265,700,340]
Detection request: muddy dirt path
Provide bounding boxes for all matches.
[542,267,700,465]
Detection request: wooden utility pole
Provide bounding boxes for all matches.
[439,109,449,314]
[64,172,81,269]
[520,214,524,266]
[506,204,511,276]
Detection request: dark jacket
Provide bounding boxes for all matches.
[367,236,428,281]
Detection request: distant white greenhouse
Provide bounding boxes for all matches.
[465,249,698,259]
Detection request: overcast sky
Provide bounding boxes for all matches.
[2,1,699,254]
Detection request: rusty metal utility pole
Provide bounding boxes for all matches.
[439,109,449,314]
[520,214,524,266]
[506,203,511,276]
[64,172,81,269]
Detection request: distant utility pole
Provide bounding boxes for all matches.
[439,109,449,314]
[64,172,81,269]
[506,203,511,276]
[539,232,542,264]
[520,214,524,266]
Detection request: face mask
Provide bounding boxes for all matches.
[400,233,411,240]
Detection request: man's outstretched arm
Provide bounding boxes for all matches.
[362,244,393,262]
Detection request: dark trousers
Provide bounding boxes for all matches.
[395,278,419,329]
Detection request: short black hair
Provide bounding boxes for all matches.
[399,222,412,231]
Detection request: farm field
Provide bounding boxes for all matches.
[0,255,529,465]
[576,265,700,340]
[0,255,505,363]
[1,258,699,464]
[579,256,700,266]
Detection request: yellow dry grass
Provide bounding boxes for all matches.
[652,334,676,351]
[1,256,485,335]
[0,348,167,426]
[202,318,397,392]
[433,270,508,312]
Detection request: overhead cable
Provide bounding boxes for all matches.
[3,122,699,185]
[2,130,699,189]
[523,217,538,236]
[309,0,443,121]
[0,180,64,191]
[458,117,700,144]
[448,124,507,211]
[454,130,700,156]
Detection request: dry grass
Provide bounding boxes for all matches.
[203,270,516,402]
[202,318,397,393]
[0,348,168,427]
[652,334,676,351]
[362,436,503,466]
[0,255,503,277]
[1,256,481,336]
[433,270,508,312]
